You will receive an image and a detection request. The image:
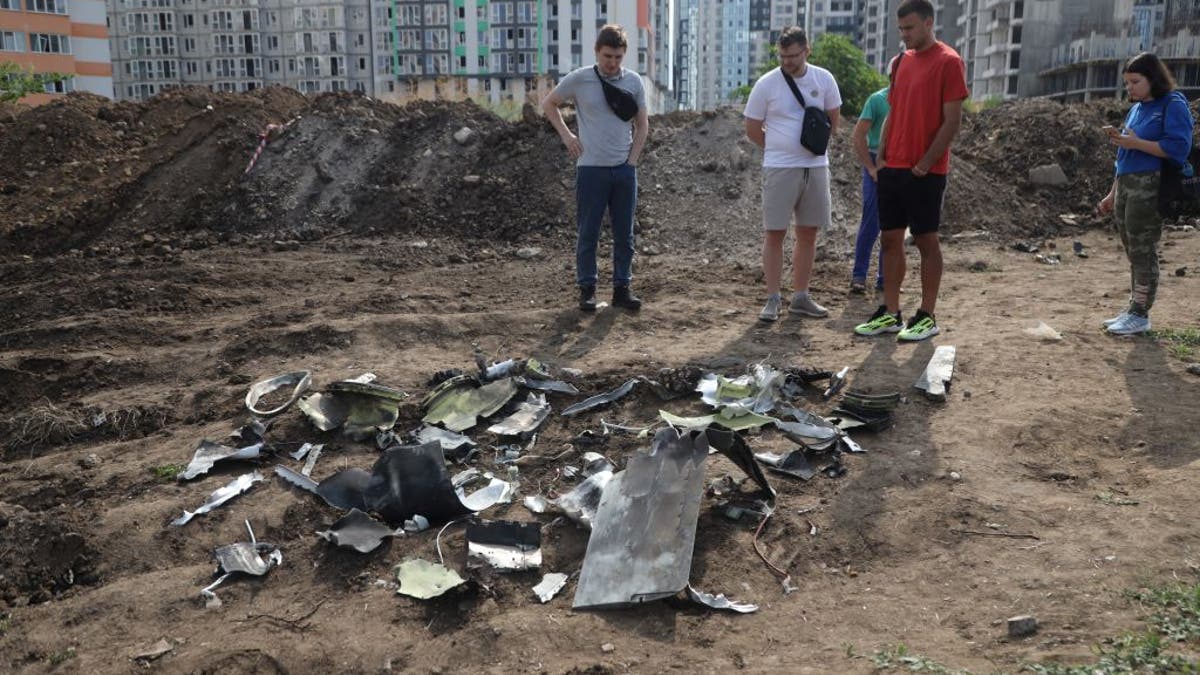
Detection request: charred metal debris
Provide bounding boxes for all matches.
[160,352,932,614]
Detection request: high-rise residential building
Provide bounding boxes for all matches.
[688,0,755,110]
[108,0,390,101]
[368,0,656,106]
[797,0,860,43]
[1,0,113,103]
[676,0,696,107]
[860,0,899,73]
[647,0,677,110]
[949,0,1200,102]
[1041,0,1200,101]
[106,0,666,111]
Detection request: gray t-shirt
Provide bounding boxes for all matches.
[551,65,646,167]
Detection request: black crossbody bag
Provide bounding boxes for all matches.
[593,65,638,122]
[782,70,832,156]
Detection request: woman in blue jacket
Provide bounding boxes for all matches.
[1096,52,1193,335]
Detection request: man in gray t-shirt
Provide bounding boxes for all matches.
[543,24,650,311]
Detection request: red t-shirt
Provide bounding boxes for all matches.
[883,41,969,175]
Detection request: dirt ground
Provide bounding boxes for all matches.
[1,89,1199,674]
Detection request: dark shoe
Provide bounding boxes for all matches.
[579,285,597,312]
[612,286,642,310]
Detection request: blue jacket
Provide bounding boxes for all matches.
[1115,91,1193,176]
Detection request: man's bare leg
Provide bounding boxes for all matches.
[912,232,942,315]
[881,229,907,313]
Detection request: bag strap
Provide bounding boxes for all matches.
[782,70,807,109]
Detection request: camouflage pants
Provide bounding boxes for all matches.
[1114,172,1162,315]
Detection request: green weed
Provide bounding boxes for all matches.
[871,644,971,674]
[1148,327,1200,361]
[149,463,184,481]
[1095,492,1139,506]
[47,646,76,665]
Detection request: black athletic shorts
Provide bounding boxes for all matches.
[877,167,947,235]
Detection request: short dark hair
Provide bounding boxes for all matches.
[778,26,808,50]
[1125,52,1177,99]
[897,0,934,19]
[595,24,628,51]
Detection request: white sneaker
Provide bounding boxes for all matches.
[759,295,782,322]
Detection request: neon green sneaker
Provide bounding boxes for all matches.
[854,305,902,336]
[898,310,940,342]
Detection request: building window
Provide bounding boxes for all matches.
[42,76,74,93]
[0,30,23,51]
[25,0,68,15]
[0,0,19,9]
[30,33,70,54]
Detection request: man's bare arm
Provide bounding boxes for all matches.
[628,105,649,165]
[852,118,875,179]
[827,107,841,135]
[914,99,964,176]
[745,118,766,149]
[542,91,583,159]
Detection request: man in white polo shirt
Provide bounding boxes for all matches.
[744,26,842,322]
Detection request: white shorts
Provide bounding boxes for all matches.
[761,166,832,231]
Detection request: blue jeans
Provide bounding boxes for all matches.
[576,164,637,287]
[852,152,883,287]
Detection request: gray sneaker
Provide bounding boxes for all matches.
[1101,311,1129,328]
[759,295,782,322]
[789,292,828,318]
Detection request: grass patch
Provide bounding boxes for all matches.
[0,613,11,636]
[1095,491,1139,506]
[1128,584,1200,642]
[149,463,185,481]
[1148,327,1200,361]
[862,583,1200,674]
[46,647,76,665]
[1,403,173,458]
[1023,633,1193,674]
[871,644,971,674]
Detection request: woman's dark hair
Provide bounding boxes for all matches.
[1124,52,1177,99]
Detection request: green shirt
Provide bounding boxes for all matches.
[861,87,890,151]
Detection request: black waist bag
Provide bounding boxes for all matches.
[593,65,638,122]
[782,71,831,156]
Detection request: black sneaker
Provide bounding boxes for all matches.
[612,286,642,311]
[579,285,597,312]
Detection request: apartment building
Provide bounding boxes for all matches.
[950,0,1200,102]
[1041,0,1200,101]
[1,0,113,103]
[859,0,899,72]
[107,0,388,102]
[797,0,860,42]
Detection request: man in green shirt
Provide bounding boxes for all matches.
[850,86,888,293]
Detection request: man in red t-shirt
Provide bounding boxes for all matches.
[853,0,969,342]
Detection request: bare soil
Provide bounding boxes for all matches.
[1,89,1199,674]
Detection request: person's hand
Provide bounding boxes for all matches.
[1097,192,1115,215]
[1109,127,1142,149]
[561,132,583,159]
[911,161,931,177]
[867,165,878,181]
